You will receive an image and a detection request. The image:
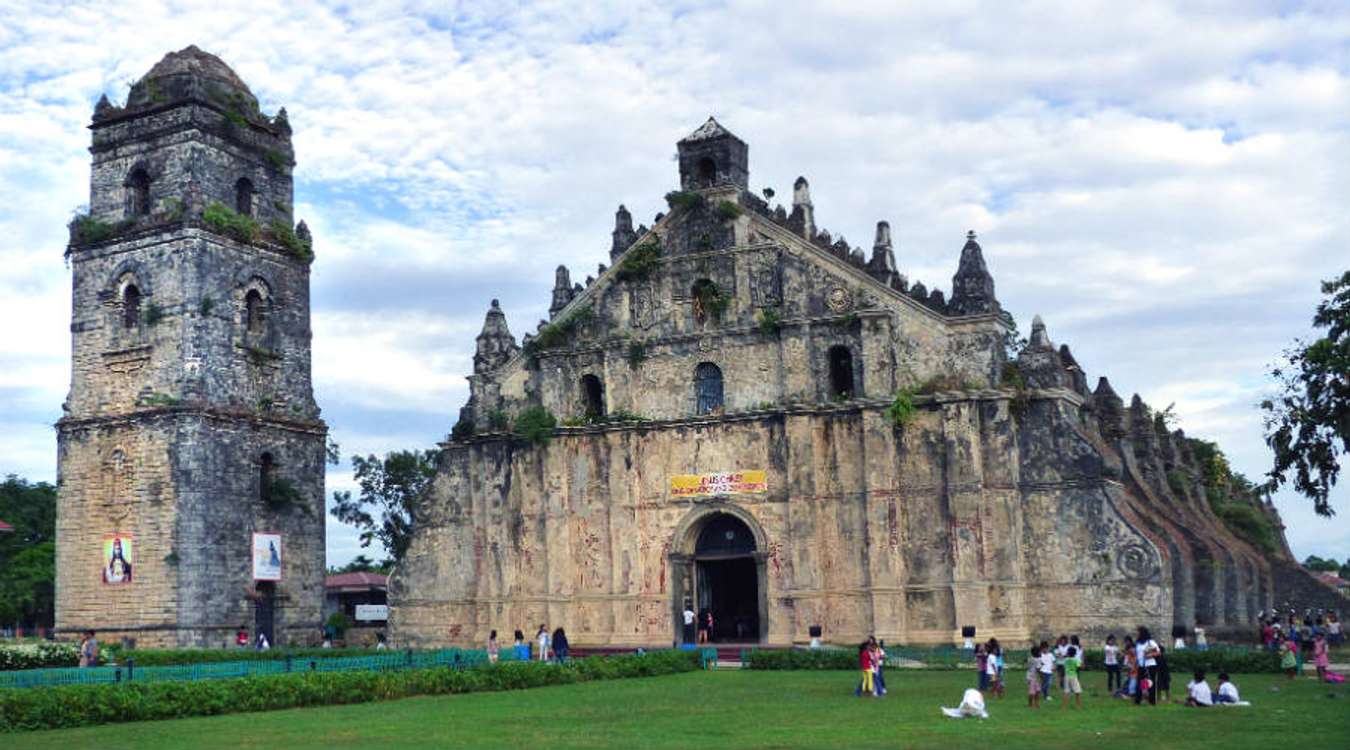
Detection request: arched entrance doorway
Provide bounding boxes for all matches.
[670,505,767,644]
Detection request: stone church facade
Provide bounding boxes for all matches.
[391,118,1295,647]
[55,48,326,648]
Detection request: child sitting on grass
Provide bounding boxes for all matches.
[1215,673,1240,704]
[1185,670,1213,707]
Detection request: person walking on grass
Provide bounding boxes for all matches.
[1120,636,1137,698]
[1061,645,1083,709]
[1026,645,1043,709]
[872,638,888,696]
[857,641,875,697]
[990,639,1006,699]
[1313,631,1330,682]
[982,640,999,697]
[1104,634,1121,694]
[1155,645,1172,703]
[1280,634,1298,679]
[487,629,499,664]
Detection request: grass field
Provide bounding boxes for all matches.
[12,669,1350,749]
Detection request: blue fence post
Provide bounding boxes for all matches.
[127,658,134,682]
[406,647,413,668]
[285,653,292,673]
[453,651,461,671]
[114,667,122,683]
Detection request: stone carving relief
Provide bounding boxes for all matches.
[1116,543,1159,581]
[750,254,782,307]
[825,286,852,313]
[628,283,657,330]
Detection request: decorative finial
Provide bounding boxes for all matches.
[967,230,977,241]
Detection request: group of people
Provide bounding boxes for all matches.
[1260,613,1338,682]
[855,637,887,697]
[485,626,570,664]
[964,626,1255,709]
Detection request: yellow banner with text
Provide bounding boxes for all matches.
[669,470,768,497]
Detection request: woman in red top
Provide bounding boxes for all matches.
[857,641,875,696]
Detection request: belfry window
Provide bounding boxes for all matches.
[695,362,724,416]
[581,374,605,419]
[126,169,151,217]
[828,345,854,399]
[259,452,274,505]
[696,157,717,186]
[245,289,265,334]
[235,178,254,216]
[123,284,142,329]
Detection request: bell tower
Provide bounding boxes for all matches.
[55,46,326,647]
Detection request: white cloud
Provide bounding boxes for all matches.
[0,0,1346,566]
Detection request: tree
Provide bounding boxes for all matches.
[327,554,390,575]
[1303,555,1342,572]
[0,476,57,627]
[329,449,437,564]
[1262,270,1350,516]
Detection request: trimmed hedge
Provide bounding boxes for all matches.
[0,649,700,732]
[745,649,855,670]
[103,646,391,667]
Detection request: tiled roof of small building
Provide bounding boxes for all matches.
[325,572,387,591]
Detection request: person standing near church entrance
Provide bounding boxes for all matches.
[682,601,696,644]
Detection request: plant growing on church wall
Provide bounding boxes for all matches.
[142,300,165,326]
[757,307,782,336]
[513,405,558,447]
[692,278,731,322]
[524,305,594,355]
[885,388,917,429]
[615,240,660,281]
[626,341,647,369]
[664,190,704,212]
[714,199,742,221]
[203,201,259,243]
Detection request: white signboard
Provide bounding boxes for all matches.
[252,532,283,581]
[355,604,389,621]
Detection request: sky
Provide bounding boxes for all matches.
[0,0,1346,568]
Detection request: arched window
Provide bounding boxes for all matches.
[126,169,151,217]
[696,157,717,186]
[695,362,724,416]
[123,284,142,329]
[244,289,265,334]
[828,345,854,399]
[580,374,605,419]
[235,178,254,217]
[259,452,274,505]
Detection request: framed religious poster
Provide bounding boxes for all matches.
[252,532,283,581]
[102,535,134,585]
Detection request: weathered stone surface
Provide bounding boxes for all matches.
[56,47,325,648]
[391,120,1297,648]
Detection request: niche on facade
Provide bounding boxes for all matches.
[236,276,278,354]
[827,345,855,399]
[235,177,255,217]
[580,374,605,419]
[695,157,717,187]
[125,167,151,217]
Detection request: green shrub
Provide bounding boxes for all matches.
[0,642,103,670]
[0,650,701,732]
[203,202,259,243]
[757,308,782,336]
[715,199,743,221]
[264,148,288,171]
[1167,469,1188,497]
[524,305,594,354]
[626,341,647,369]
[68,214,133,245]
[513,405,558,446]
[268,220,313,262]
[142,300,165,326]
[692,278,732,321]
[664,190,704,212]
[885,388,917,428]
[745,649,855,670]
[1213,502,1278,553]
[450,419,475,440]
[325,612,353,637]
[486,409,510,431]
[102,646,389,667]
[615,240,661,281]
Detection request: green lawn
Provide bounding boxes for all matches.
[13,669,1350,749]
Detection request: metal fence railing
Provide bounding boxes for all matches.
[0,647,521,690]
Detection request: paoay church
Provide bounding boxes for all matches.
[389,118,1291,648]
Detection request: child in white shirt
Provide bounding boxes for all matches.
[1215,673,1240,704]
[1185,670,1212,707]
